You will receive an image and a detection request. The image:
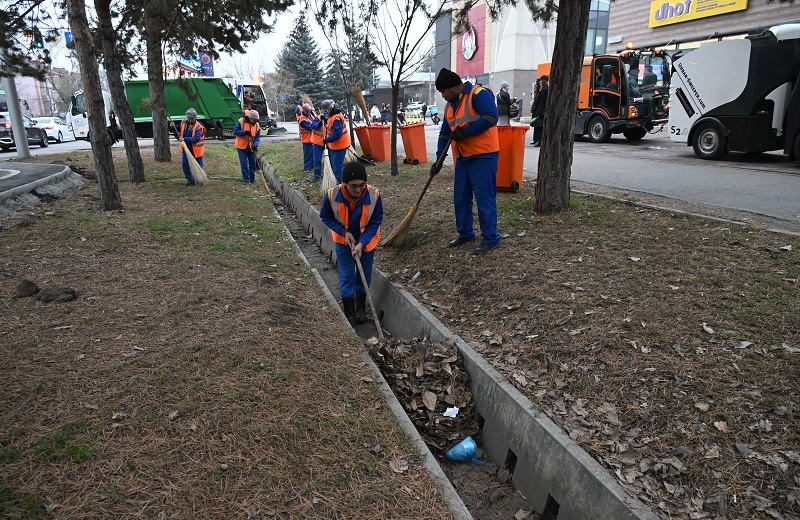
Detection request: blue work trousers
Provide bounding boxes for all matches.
[329,147,347,183]
[312,144,324,179]
[302,142,313,172]
[181,153,203,182]
[453,152,501,246]
[335,243,375,300]
[237,148,257,182]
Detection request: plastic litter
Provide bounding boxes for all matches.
[444,435,484,465]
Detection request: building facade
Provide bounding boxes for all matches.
[607,0,800,51]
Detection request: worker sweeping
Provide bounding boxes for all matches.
[233,110,261,183]
[319,162,383,326]
[170,108,206,186]
[320,99,351,183]
[433,67,501,255]
[299,103,324,178]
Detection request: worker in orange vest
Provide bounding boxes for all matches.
[433,67,501,255]
[233,110,261,183]
[320,99,351,183]
[319,162,383,326]
[170,108,205,186]
[298,103,321,175]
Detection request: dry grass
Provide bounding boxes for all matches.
[0,143,454,519]
[277,140,799,520]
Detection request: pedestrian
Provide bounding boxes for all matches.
[370,104,381,123]
[233,109,261,183]
[170,108,205,186]
[397,103,406,125]
[298,103,320,174]
[496,80,517,125]
[422,103,428,120]
[432,67,501,255]
[320,99,351,184]
[531,75,549,146]
[319,161,383,326]
[380,104,391,124]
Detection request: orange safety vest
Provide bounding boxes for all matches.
[179,120,205,158]
[311,123,325,146]
[328,184,381,252]
[298,114,313,143]
[234,118,259,150]
[445,86,499,159]
[325,113,351,151]
[295,103,303,122]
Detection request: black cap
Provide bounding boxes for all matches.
[435,68,462,90]
[342,162,367,184]
[539,75,549,81]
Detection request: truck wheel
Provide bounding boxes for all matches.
[623,127,647,141]
[587,116,610,143]
[692,123,728,160]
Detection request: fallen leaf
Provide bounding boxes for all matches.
[422,391,437,411]
[168,410,179,420]
[702,322,715,334]
[629,257,641,262]
[714,421,730,433]
[695,401,711,412]
[389,458,409,473]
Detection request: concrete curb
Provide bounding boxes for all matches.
[263,166,659,520]
[0,165,74,203]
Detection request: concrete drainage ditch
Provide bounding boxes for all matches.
[264,165,659,520]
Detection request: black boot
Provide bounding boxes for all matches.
[342,297,356,326]
[355,292,368,324]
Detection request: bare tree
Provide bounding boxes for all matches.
[66,0,121,210]
[370,0,450,175]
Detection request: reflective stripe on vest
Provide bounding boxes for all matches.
[446,86,499,159]
[326,113,351,150]
[298,115,313,143]
[328,184,381,252]
[234,119,259,150]
[180,120,205,158]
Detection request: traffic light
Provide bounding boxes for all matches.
[32,28,44,49]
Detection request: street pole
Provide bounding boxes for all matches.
[1,49,32,158]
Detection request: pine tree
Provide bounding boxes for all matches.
[275,17,328,113]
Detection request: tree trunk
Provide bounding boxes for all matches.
[66,0,122,211]
[534,0,591,214]
[390,83,400,176]
[95,0,145,183]
[144,10,171,163]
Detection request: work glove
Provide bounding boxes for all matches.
[430,159,442,177]
[252,146,258,153]
[450,126,467,142]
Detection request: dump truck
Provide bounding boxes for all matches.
[668,23,800,161]
[537,49,671,143]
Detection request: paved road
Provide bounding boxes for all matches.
[2,121,798,232]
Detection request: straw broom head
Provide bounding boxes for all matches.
[183,146,208,185]
[351,86,369,126]
[320,148,337,195]
[300,93,315,112]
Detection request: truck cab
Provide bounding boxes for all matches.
[538,50,670,143]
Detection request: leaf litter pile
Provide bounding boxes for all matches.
[276,137,799,520]
[369,337,479,453]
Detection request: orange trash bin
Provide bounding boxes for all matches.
[398,122,428,164]
[353,126,373,159]
[496,125,529,193]
[364,125,391,162]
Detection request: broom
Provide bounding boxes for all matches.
[256,152,271,194]
[355,255,384,339]
[300,93,316,114]
[320,146,337,195]
[351,86,370,127]
[182,141,208,185]
[381,137,452,247]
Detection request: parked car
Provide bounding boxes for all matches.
[0,112,48,151]
[33,116,74,143]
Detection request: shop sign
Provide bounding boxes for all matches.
[648,0,748,28]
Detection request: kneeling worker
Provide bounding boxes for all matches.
[319,162,383,326]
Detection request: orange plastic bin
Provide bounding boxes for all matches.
[496,125,529,192]
[398,122,428,164]
[353,126,373,159]
[364,125,391,162]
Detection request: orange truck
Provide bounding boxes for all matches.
[537,50,671,143]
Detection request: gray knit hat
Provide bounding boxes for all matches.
[185,108,197,118]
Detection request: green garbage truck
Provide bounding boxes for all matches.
[123,77,243,138]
